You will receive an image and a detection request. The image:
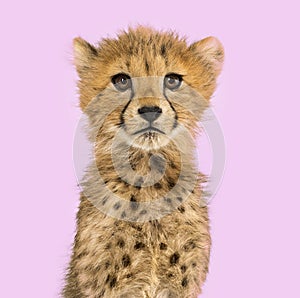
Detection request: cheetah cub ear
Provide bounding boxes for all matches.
[189,36,224,75]
[73,37,98,75]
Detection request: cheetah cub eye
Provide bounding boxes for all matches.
[164,73,182,90]
[112,73,132,92]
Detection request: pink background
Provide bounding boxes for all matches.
[1,0,300,297]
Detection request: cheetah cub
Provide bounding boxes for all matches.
[63,27,224,298]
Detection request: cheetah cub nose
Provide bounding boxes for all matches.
[138,106,162,122]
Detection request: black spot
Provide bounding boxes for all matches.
[77,250,88,259]
[176,197,183,202]
[154,182,162,189]
[115,264,119,271]
[122,254,131,267]
[192,262,197,267]
[170,252,180,265]
[150,155,165,173]
[91,278,99,290]
[126,273,133,278]
[183,241,196,251]
[167,273,174,278]
[102,197,108,205]
[170,161,177,169]
[104,261,110,269]
[181,276,188,287]
[135,177,144,188]
[160,243,167,250]
[216,49,223,58]
[145,60,150,72]
[134,242,145,250]
[130,223,143,231]
[191,189,195,194]
[109,276,117,288]
[180,265,187,273]
[105,243,111,250]
[84,264,94,271]
[105,274,110,284]
[130,195,139,210]
[178,206,185,213]
[140,209,147,215]
[168,179,176,189]
[117,239,125,248]
[113,202,121,210]
[164,197,172,204]
[130,201,139,210]
[150,219,161,229]
[161,44,166,56]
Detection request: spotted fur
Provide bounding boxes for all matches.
[63,26,224,298]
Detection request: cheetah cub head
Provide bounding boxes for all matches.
[73,27,224,151]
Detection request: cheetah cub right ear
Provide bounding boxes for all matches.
[189,36,225,75]
[72,37,98,75]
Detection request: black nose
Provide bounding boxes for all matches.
[138,106,162,122]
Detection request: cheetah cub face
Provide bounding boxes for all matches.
[73,27,224,151]
[113,74,183,150]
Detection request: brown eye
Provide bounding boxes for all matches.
[164,73,182,90]
[112,73,132,91]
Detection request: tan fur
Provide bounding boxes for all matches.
[63,26,224,297]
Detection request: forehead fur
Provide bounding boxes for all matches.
[101,27,187,57]
[92,26,198,82]
[99,27,189,72]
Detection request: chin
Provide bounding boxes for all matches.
[130,132,171,150]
